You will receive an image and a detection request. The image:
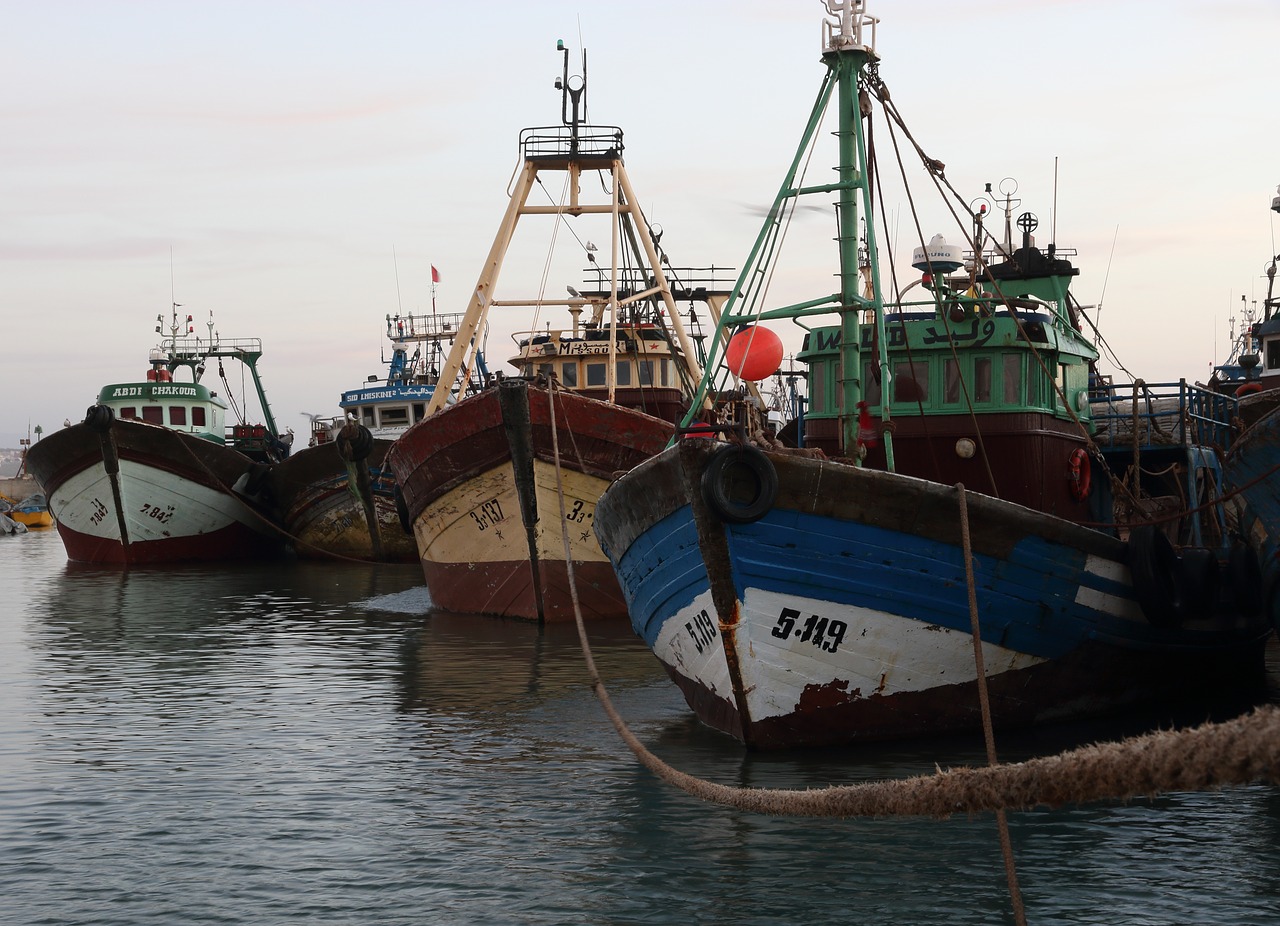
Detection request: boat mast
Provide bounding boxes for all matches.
[827,3,887,462]
[424,39,703,418]
[162,307,280,439]
[679,1,886,461]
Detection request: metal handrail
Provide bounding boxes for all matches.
[1088,379,1238,452]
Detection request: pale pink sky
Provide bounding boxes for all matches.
[2,0,1277,445]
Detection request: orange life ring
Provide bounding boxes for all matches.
[1235,382,1263,397]
[1067,448,1091,501]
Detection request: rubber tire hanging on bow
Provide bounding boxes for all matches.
[1227,541,1264,617]
[1127,525,1191,629]
[701,444,778,525]
[84,404,114,433]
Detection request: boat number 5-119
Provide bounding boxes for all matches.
[770,607,848,654]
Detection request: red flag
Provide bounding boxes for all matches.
[431,265,440,283]
[856,401,880,448]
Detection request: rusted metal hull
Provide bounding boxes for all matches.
[388,380,673,621]
[25,418,283,565]
[594,439,1272,749]
[266,439,416,563]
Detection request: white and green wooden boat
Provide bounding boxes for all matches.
[26,307,289,564]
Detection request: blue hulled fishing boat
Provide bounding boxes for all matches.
[591,1,1272,749]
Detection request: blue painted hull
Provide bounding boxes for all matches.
[595,440,1272,749]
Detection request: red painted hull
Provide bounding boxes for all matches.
[53,518,280,565]
[389,382,673,621]
[423,558,628,623]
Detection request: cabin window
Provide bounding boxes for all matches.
[561,363,578,387]
[616,362,632,386]
[660,360,670,386]
[811,362,826,412]
[863,363,882,407]
[142,406,163,424]
[1268,340,1280,372]
[169,406,187,426]
[380,407,409,427]
[121,407,137,419]
[1056,364,1069,408]
[639,360,655,385]
[586,363,607,387]
[893,360,928,403]
[974,358,992,403]
[1002,355,1022,405]
[538,363,553,378]
[413,403,425,422]
[192,407,206,427]
[943,359,961,404]
[361,406,375,425]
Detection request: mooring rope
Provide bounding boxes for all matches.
[544,409,1280,819]
[957,483,1027,926]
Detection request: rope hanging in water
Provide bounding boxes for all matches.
[545,391,1280,817]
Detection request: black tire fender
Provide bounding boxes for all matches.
[1228,541,1264,617]
[1177,547,1219,618]
[700,444,778,525]
[84,404,114,433]
[336,423,374,463]
[1127,525,1187,629]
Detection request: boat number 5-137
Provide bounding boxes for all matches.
[770,607,848,654]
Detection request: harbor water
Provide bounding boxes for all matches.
[3,526,1279,925]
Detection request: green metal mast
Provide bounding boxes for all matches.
[681,2,891,465]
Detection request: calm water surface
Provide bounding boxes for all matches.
[3,527,1279,925]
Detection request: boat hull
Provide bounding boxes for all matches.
[388,380,673,621]
[10,510,54,528]
[25,418,283,565]
[594,439,1272,749]
[1225,403,1280,625]
[266,438,416,563]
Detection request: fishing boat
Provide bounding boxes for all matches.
[1204,186,1280,428]
[266,305,486,562]
[387,39,723,622]
[25,307,290,564]
[1220,187,1280,627]
[591,1,1273,749]
[6,492,54,528]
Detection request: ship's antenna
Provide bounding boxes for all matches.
[393,245,404,317]
[556,37,587,153]
[1051,156,1058,254]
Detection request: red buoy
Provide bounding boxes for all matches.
[725,326,783,381]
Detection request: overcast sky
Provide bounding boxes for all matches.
[3,0,1278,447]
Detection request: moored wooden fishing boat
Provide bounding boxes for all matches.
[592,1,1273,749]
[387,39,724,622]
[26,307,288,565]
[266,306,483,562]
